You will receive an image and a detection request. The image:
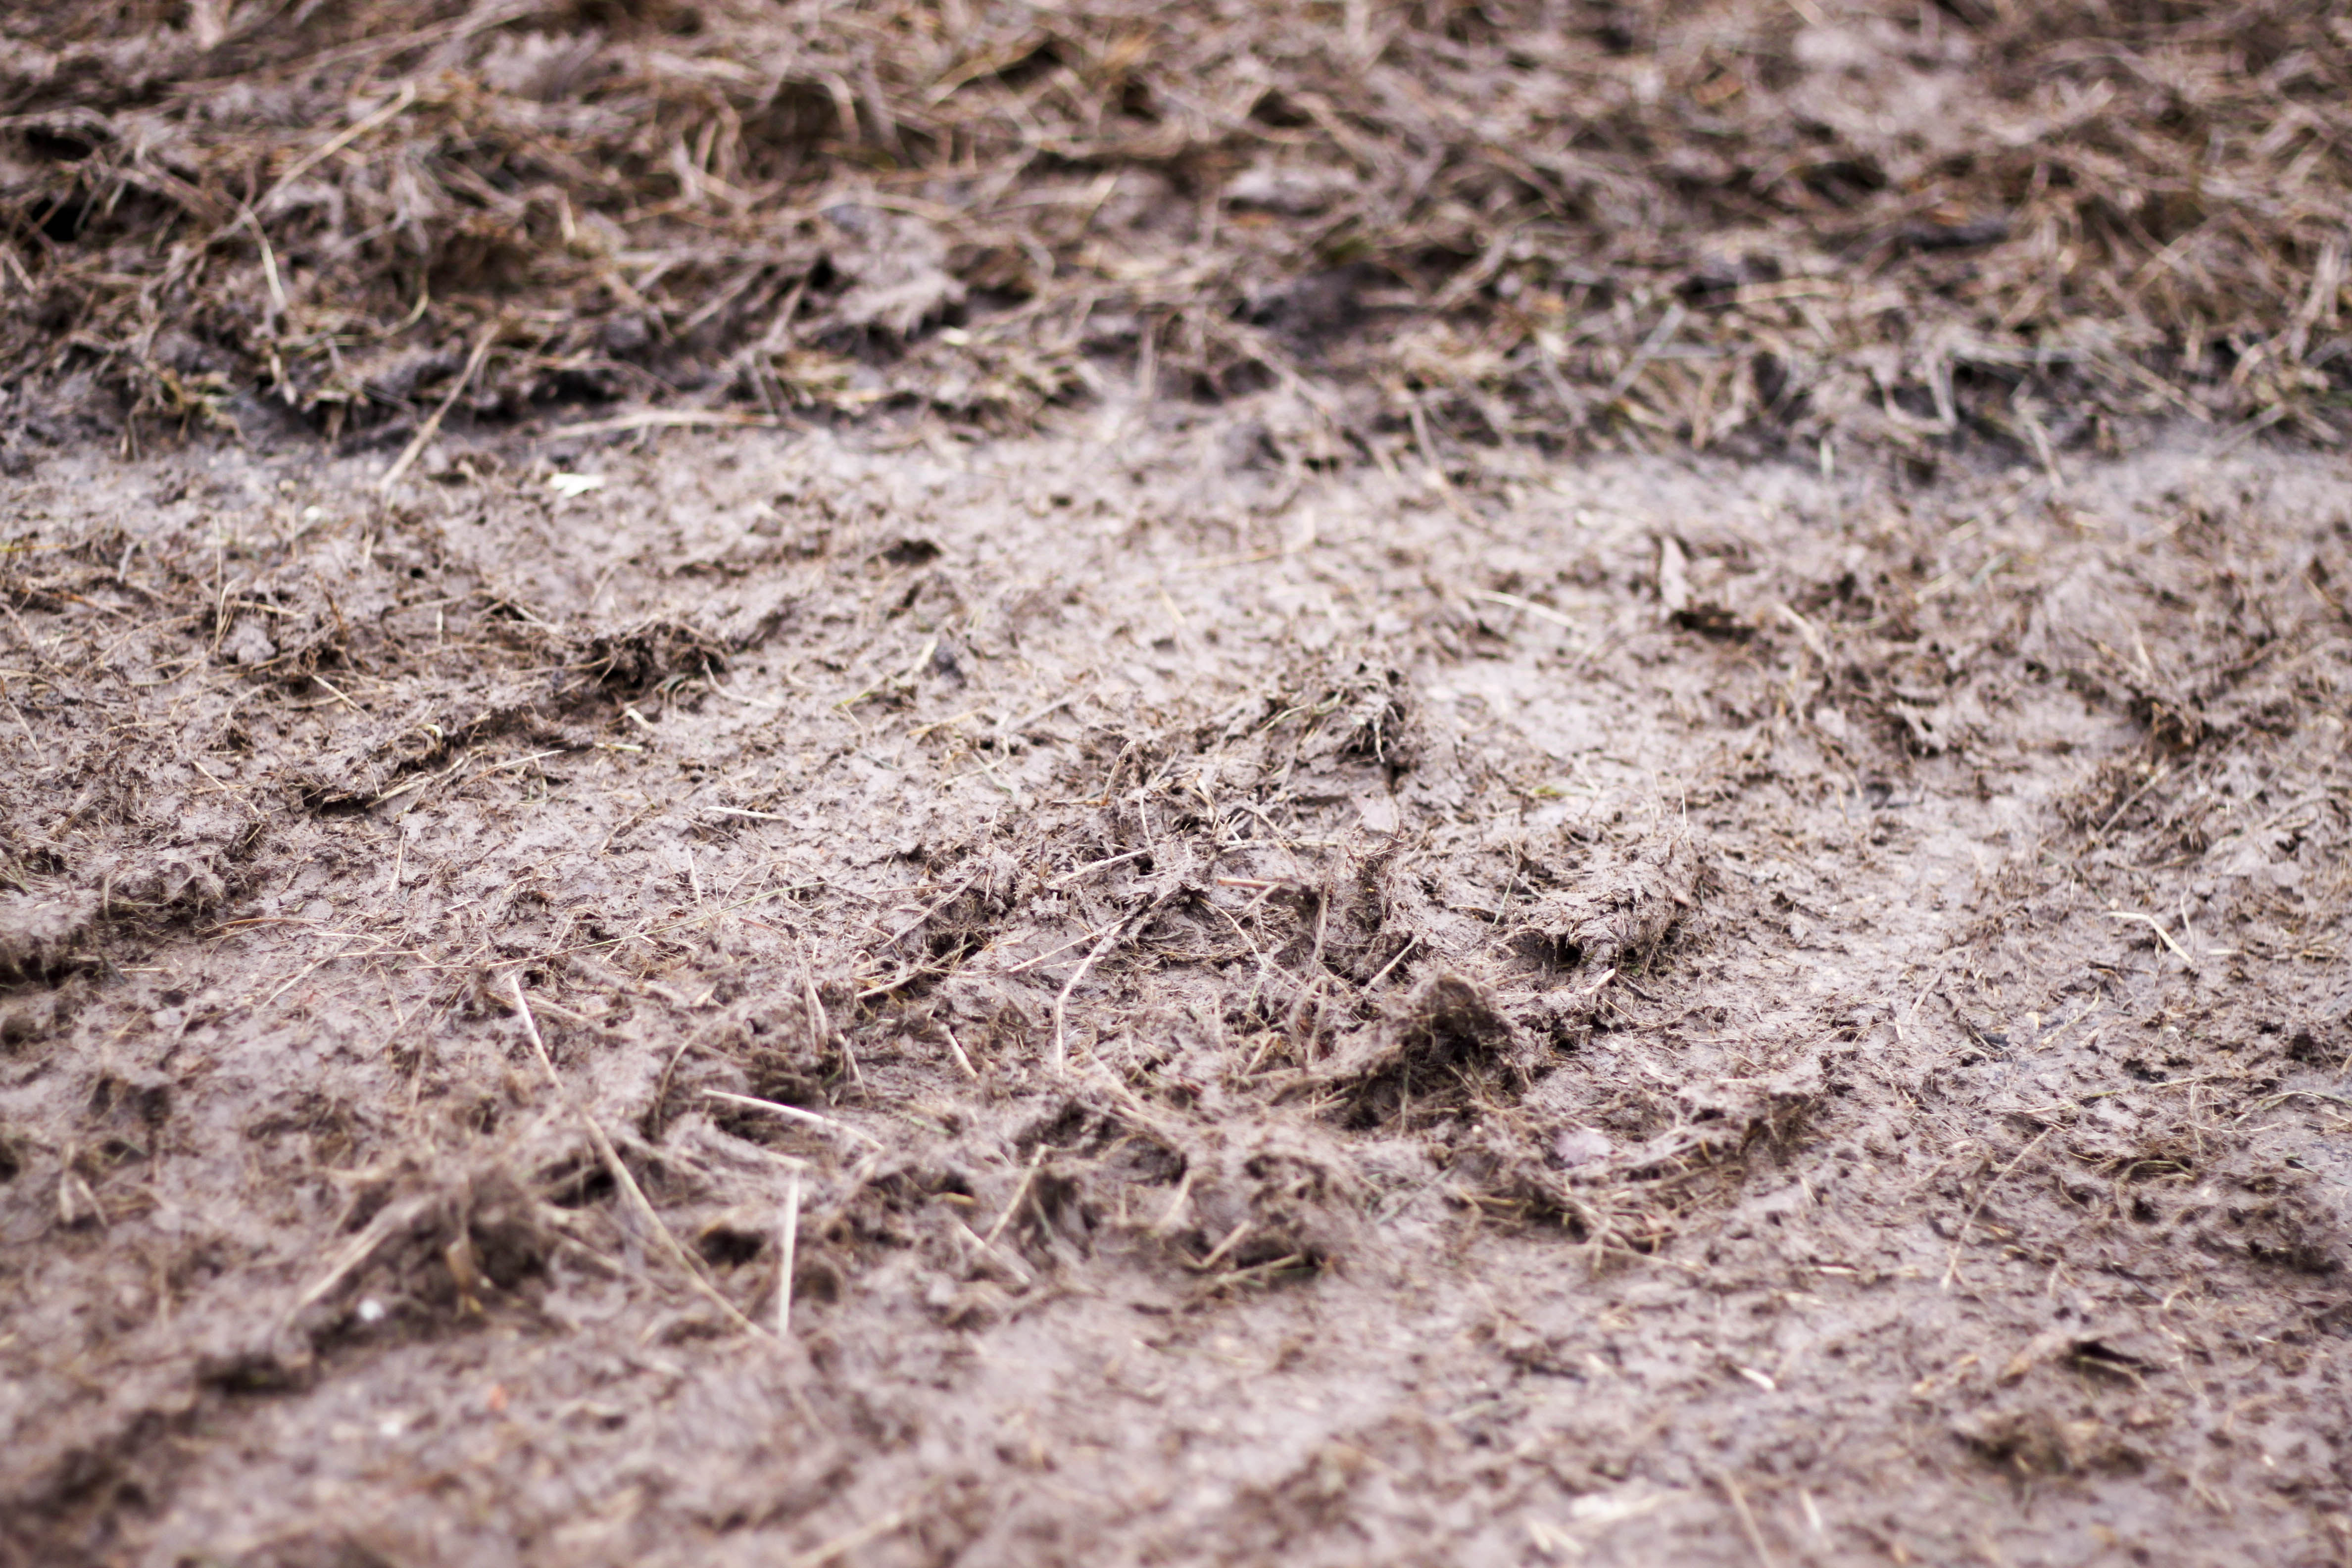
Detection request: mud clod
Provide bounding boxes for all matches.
[1178,1125,1365,1277]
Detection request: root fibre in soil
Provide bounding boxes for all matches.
[4,401,2352,1565]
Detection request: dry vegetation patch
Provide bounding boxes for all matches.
[3,0,2348,461]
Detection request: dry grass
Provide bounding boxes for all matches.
[2,0,2349,459]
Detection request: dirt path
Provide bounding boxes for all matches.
[4,409,2350,1566]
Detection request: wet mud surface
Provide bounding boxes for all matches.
[4,408,2352,1565]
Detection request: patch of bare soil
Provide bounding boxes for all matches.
[4,399,2352,1565]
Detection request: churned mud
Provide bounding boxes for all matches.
[4,401,2351,1566]
[8,0,2352,1561]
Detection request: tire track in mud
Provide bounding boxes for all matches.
[3,420,2351,1565]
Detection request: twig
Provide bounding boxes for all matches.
[954,1217,1035,1287]
[1467,589,1579,631]
[2238,1088,2352,1121]
[1605,300,1686,403]
[1363,933,1420,990]
[1051,916,1130,1069]
[370,747,478,807]
[1942,1126,2055,1289]
[2080,1069,2241,1102]
[705,684,783,711]
[308,673,361,712]
[262,81,418,206]
[854,964,939,1002]
[467,748,566,783]
[0,687,43,762]
[705,1089,883,1149]
[379,326,496,492]
[2092,764,2172,840]
[509,975,770,1340]
[878,871,981,947]
[1046,849,1151,887]
[1409,396,1488,534]
[1190,1218,1253,1272]
[2103,909,2194,964]
[1894,958,1951,1042]
[1197,1252,1307,1291]
[1773,601,1831,662]
[1712,1469,1780,1568]
[997,682,1092,741]
[282,1192,438,1326]
[240,205,288,320]
[1150,1166,1196,1237]
[784,1504,918,1568]
[539,408,781,441]
[800,938,861,1092]
[776,1168,801,1338]
[941,1022,980,1079]
[982,1147,1045,1249]
[991,917,1125,977]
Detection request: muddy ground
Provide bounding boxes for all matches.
[2,397,2351,1565]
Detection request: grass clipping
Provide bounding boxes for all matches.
[1,0,2346,456]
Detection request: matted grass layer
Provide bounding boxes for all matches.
[2,0,2348,455]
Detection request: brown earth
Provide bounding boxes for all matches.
[6,0,2350,459]
[9,2,2352,1564]
[3,395,2352,1566]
